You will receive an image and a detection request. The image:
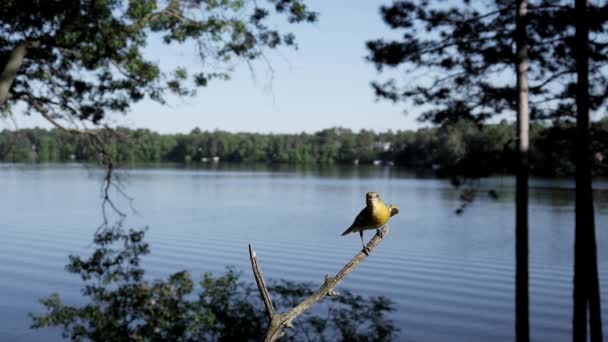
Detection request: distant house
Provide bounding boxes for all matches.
[372,141,391,152]
[372,160,382,166]
[212,156,220,163]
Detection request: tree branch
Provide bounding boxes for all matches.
[19,93,96,136]
[249,225,390,342]
[529,69,571,91]
[0,40,40,105]
[249,244,277,321]
[125,0,182,31]
[19,93,128,229]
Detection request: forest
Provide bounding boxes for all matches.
[2,118,607,177]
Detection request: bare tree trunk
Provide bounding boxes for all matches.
[573,0,603,341]
[515,1,530,341]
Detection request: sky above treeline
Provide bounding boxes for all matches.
[9,0,422,134]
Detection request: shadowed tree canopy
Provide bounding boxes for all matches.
[0,0,316,128]
[367,0,608,124]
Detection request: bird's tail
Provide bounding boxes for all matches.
[341,226,354,236]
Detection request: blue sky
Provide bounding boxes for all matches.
[11,0,422,134]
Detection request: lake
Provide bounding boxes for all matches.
[0,163,607,341]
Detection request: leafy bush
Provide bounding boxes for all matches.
[31,228,397,341]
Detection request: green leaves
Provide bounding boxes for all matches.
[2,0,317,126]
[31,227,397,341]
[126,0,158,20]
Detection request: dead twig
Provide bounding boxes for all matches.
[249,225,390,342]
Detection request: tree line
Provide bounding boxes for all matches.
[1,119,607,177]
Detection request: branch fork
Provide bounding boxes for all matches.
[249,225,390,342]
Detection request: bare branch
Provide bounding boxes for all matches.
[21,93,129,230]
[530,70,571,91]
[249,244,277,321]
[18,93,97,135]
[250,225,390,342]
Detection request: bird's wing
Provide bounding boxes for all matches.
[341,207,373,236]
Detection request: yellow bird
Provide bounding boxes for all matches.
[341,192,399,251]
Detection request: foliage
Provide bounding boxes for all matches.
[367,0,608,123]
[2,120,608,176]
[31,227,397,341]
[0,0,316,125]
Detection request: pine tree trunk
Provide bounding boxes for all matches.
[515,1,530,341]
[573,0,604,341]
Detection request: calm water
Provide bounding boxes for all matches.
[1,163,607,341]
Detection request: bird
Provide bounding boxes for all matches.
[341,192,399,253]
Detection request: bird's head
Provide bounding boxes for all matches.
[366,192,380,205]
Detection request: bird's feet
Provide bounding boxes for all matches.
[377,227,384,238]
[362,245,371,255]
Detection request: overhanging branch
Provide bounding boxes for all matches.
[19,93,96,136]
[19,93,127,227]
